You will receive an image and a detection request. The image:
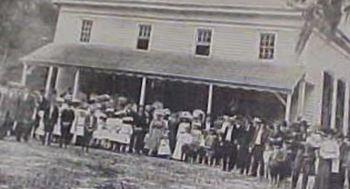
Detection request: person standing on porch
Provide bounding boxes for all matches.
[128,107,148,154]
[237,118,255,175]
[220,116,239,172]
[146,109,167,156]
[59,101,75,148]
[42,94,59,146]
[15,88,36,142]
[250,118,269,177]
[172,111,192,160]
[33,90,48,139]
[81,107,97,153]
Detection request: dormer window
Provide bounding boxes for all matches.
[137,24,152,50]
[195,29,212,56]
[259,33,275,60]
[80,20,93,43]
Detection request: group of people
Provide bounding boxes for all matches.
[1,85,350,189]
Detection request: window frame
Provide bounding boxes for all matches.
[80,19,93,43]
[136,24,152,51]
[194,27,213,58]
[258,32,277,61]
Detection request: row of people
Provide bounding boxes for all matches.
[2,86,350,189]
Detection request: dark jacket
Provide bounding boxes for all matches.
[18,94,36,123]
[84,115,97,134]
[222,124,239,143]
[44,105,59,128]
[238,125,255,147]
[251,125,269,146]
[61,108,75,126]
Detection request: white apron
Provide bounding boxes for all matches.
[35,111,45,136]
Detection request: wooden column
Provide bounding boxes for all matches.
[206,84,213,116]
[298,79,306,118]
[205,84,214,130]
[21,63,28,86]
[45,66,54,98]
[72,69,80,100]
[285,94,292,123]
[343,83,350,136]
[330,79,338,130]
[139,77,147,107]
[55,67,62,92]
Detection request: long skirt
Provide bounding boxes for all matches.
[146,128,162,152]
[313,158,331,189]
[172,140,185,160]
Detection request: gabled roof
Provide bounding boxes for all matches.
[21,43,305,94]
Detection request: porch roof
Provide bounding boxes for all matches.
[21,43,305,94]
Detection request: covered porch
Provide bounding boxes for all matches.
[20,43,306,123]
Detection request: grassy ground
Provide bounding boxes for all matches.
[0,139,270,189]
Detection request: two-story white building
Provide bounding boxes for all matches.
[20,0,350,134]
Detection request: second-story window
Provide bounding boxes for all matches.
[137,24,152,50]
[259,33,275,60]
[195,29,212,56]
[80,20,93,43]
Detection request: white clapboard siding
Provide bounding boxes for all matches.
[151,21,195,56]
[301,32,350,125]
[54,7,301,66]
[54,10,82,43]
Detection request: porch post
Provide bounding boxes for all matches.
[21,63,28,86]
[72,69,80,100]
[55,67,62,92]
[330,79,338,130]
[297,79,306,118]
[343,83,350,136]
[139,76,147,107]
[285,94,292,123]
[45,66,54,98]
[206,84,213,115]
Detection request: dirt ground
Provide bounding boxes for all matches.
[0,139,270,189]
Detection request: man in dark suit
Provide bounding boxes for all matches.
[15,89,36,142]
[220,116,239,172]
[59,101,75,148]
[237,118,256,175]
[43,97,59,146]
[250,118,269,177]
[128,107,148,154]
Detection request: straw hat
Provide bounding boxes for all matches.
[179,111,193,120]
[163,108,171,116]
[152,101,164,110]
[193,109,205,118]
[153,109,165,118]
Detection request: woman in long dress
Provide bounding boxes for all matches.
[172,112,192,160]
[146,109,167,156]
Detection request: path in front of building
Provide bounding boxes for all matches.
[0,139,272,189]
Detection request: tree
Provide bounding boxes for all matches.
[294,0,347,54]
[0,0,57,65]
